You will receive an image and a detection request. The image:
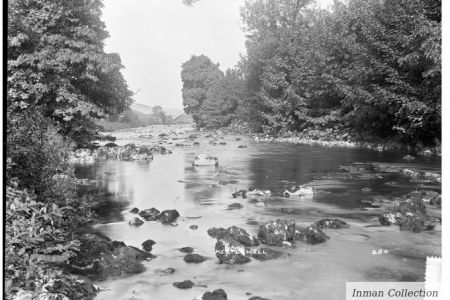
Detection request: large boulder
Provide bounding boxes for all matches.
[139,208,160,221]
[257,220,296,246]
[208,226,259,247]
[159,209,180,224]
[215,238,251,264]
[294,225,329,244]
[378,198,437,232]
[69,231,154,280]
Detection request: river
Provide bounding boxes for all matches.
[73,125,441,300]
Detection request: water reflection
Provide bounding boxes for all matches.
[74,134,440,300]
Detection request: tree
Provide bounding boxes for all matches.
[152,105,168,125]
[181,55,223,126]
[200,69,248,128]
[7,0,133,146]
[327,0,441,144]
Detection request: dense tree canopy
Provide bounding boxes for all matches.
[181,0,441,146]
[181,55,224,126]
[7,0,133,145]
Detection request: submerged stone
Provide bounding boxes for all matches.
[179,247,194,254]
[173,280,194,289]
[183,253,207,263]
[160,267,175,275]
[228,203,243,210]
[315,219,349,229]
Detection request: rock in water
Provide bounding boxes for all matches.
[315,219,349,229]
[208,227,228,239]
[294,225,329,244]
[183,253,207,263]
[403,155,415,160]
[378,198,437,232]
[129,217,144,226]
[257,220,296,246]
[160,267,175,275]
[193,154,219,166]
[159,210,180,224]
[215,238,251,264]
[250,248,283,261]
[69,231,154,280]
[255,201,266,207]
[139,208,160,221]
[142,239,156,252]
[227,203,243,210]
[179,247,194,254]
[173,280,195,289]
[202,289,228,300]
[129,207,139,214]
[208,226,259,247]
[190,225,199,230]
[379,213,398,226]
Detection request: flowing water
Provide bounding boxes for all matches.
[74,125,441,300]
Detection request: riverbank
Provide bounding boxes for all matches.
[218,123,441,157]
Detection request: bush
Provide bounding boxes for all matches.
[5,109,96,295]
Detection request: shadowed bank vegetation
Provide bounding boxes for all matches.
[6,0,132,298]
[181,0,441,148]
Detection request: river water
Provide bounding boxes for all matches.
[74,125,441,300]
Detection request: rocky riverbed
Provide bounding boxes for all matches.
[68,124,441,300]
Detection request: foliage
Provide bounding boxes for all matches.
[6,110,73,196]
[98,106,176,131]
[181,55,224,126]
[200,69,248,128]
[6,0,132,296]
[7,0,133,146]
[183,0,441,146]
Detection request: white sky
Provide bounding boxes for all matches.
[101,0,334,108]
